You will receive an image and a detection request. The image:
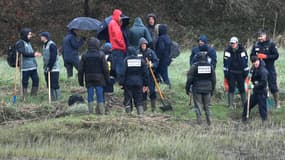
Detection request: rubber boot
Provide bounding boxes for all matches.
[137,105,144,116]
[55,89,61,101]
[240,93,246,108]
[88,102,94,114]
[125,105,132,115]
[196,114,202,125]
[96,103,105,115]
[22,88,28,101]
[105,105,110,115]
[228,93,234,109]
[143,101,147,111]
[273,92,280,109]
[206,113,211,126]
[30,87,38,96]
[51,89,57,101]
[151,99,156,112]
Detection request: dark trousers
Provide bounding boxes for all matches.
[266,66,278,94]
[157,61,170,85]
[44,71,60,89]
[143,74,156,100]
[124,85,144,108]
[242,93,267,121]
[193,92,211,116]
[111,50,125,83]
[228,73,245,94]
[22,69,39,89]
[64,60,79,77]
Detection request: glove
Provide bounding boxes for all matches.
[45,67,51,73]
[257,53,267,59]
[148,61,153,67]
[248,82,254,89]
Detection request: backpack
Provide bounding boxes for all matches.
[170,41,180,58]
[7,40,21,67]
[68,94,85,106]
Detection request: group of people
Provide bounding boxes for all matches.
[15,9,173,116]
[14,9,280,125]
[186,30,280,125]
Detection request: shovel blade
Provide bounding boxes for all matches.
[12,96,16,104]
[159,104,173,112]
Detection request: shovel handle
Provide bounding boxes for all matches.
[48,71,51,104]
[145,58,165,99]
[246,89,251,118]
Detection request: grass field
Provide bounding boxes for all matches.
[0,49,285,160]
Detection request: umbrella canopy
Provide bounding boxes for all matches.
[97,16,112,41]
[97,15,130,41]
[67,17,101,31]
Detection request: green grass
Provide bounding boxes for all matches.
[0,50,285,159]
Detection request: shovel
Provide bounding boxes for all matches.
[146,58,172,111]
[12,52,19,104]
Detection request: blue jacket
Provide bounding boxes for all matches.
[62,30,85,63]
[223,44,249,77]
[129,17,152,48]
[122,47,148,86]
[156,24,171,64]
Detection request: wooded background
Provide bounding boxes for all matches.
[1,0,285,55]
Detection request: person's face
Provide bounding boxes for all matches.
[230,42,238,49]
[253,60,260,68]
[141,43,147,51]
[40,36,47,43]
[198,40,205,46]
[258,34,267,43]
[148,17,155,26]
[27,32,33,40]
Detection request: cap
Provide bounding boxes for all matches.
[230,37,238,43]
[39,32,50,40]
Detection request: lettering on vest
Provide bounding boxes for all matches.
[197,66,211,74]
[127,59,141,67]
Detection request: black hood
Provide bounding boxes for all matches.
[158,24,168,36]
[20,28,32,42]
[88,37,100,50]
[127,46,137,56]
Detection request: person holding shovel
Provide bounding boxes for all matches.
[16,28,41,100]
[40,32,61,101]
[185,52,216,125]
[250,30,280,108]
[242,56,268,123]
[137,37,159,112]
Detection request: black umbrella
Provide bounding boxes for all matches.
[97,15,130,41]
[67,17,101,31]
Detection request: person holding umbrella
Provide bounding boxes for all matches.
[40,32,61,101]
[108,9,127,83]
[62,29,86,78]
